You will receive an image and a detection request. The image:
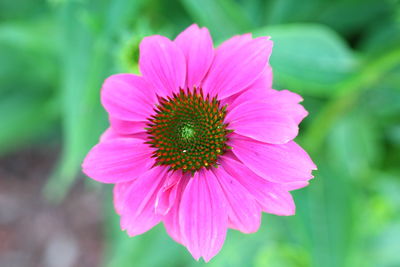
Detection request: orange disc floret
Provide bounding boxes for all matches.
[146,88,232,174]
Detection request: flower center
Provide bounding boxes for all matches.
[146,88,232,173]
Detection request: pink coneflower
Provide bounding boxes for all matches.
[82,24,316,262]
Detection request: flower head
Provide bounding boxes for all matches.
[82,24,316,262]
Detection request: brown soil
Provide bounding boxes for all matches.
[0,147,103,267]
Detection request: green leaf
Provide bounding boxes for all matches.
[316,0,392,36]
[327,111,382,178]
[0,21,58,96]
[0,20,59,153]
[359,19,400,57]
[44,2,109,201]
[300,160,356,267]
[180,0,254,39]
[254,24,358,96]
[263,0,323,25]
[45,0,148,201]
[0,94,58,154]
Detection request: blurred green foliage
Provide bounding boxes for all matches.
[1,0,400,266]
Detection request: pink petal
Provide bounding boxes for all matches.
[227,67,273,108]
[231,88,308,125]
[220,156,296,215]
[282,181,310,191]
[155,171,183,215]
[155,188,177,216]
[202,36,273,99]
[269,90,308,124]
[175,24,214,89]
[216,33,252,51]
[229,133,316,183]
[101,126,147,143]
[100,127,121,142]
[110,117,147,134]
[226,100,299,144]
[162,175,190,244]
[250,65,273,92]
[82,138,155,183]
[220,66,273,108]
[114,180,135,215]
[163,202,182,244]
[120,167,167,236]
[213,167,261,233]
[139,35,186,97]
[179,170,228,262]
[101,74,157,121]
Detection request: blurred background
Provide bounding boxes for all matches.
[1,0,400,266]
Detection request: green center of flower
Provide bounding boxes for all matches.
[146,88,232,173]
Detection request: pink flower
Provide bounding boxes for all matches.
[82,24,316,262]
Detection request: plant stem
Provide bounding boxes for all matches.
[303,48,400,155]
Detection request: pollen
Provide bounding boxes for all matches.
[146,88,232,174]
